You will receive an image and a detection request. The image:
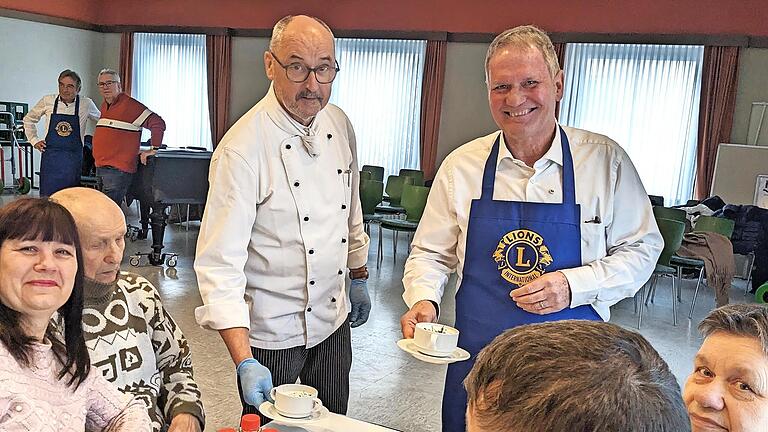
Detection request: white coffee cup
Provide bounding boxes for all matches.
[413,323,459,357]
[269,384,323,418]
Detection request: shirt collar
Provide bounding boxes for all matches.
[105,92,126,108]
[496,125,563,169]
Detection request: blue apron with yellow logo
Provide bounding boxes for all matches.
[40,96,83,196]
[441,128,601,432]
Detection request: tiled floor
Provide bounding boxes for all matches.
[2,195,757,431]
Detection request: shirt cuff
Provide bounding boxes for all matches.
[403,286,442,311]
[347,237,370,269]
[194,302,251,330]
[560,266,599,308]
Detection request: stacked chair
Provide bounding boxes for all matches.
[399,168,425,186]
[377,184,430,267]
[637,216,685,328]
[357,165,431,268]
[376,175,414,214]
[685,215,735,318]
[359,178,384,235]
[640,205,737,326]
[361,165,384,181]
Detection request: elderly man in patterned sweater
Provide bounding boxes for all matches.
[52,187,205,432]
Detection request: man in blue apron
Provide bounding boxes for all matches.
[23,69,101,196]
[400,26,663,432]
[38,96,83,196]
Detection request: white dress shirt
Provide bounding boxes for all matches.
[194,85,370,349]
[22,94,101,144]
[403,126,662,321]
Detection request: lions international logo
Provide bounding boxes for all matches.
[55,121,73,137]
[493,229,554,286]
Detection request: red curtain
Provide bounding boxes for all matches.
[118,32,134,95]
[206,34,233,148]
[695,46,740,199]
[553,42,566,120]
[419,40,447,181]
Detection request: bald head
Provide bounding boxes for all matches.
[52,187,125,230]
[265,14,336,126]
[269,15,334,53]
[51,188,126,283]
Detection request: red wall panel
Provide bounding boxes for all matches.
[2,0,767,36]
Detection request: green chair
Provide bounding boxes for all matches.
[695,215,735,238]
[359,170,373,181]
[377,184,430,267]
[361,165,384,182]
[360,179,384,235]
[399,168,425,186]
[376,175,414,214]
[638,217,685,328]
[653,206,687,223]
[686,215,736,318]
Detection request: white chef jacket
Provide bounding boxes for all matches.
[22,94,100,145]
[403,126,663,321]
[194,85,370,349]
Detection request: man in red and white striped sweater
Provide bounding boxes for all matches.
[92,68,166,205]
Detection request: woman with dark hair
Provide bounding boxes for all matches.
[0,197,150,430]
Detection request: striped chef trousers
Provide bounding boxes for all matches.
[238,321,353,424]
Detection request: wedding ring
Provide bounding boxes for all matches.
[539,300,547,309]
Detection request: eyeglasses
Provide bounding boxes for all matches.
[97,80,118,88]
[269,51,340,84]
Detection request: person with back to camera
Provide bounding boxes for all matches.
[464,320,690,432]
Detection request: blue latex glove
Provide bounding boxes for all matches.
[349,278,371,328]
[236,358,274,407]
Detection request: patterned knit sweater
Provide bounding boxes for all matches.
[81,272,204,431]
[0,339,151,431]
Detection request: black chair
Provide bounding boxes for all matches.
[648,195,664,207]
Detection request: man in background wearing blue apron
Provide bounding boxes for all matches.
[23,69,101,196]
[400,25,663,432]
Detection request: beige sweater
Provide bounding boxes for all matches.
[678,232,735,307]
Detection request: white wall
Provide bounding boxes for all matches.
[0,16,106,111]
[228,36,271,127]
[731,48,768,145]
[0,16,110,186]
[435,42,497,165]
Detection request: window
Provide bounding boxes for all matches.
[330,38,426,180]
[132,33,212,150]
[559,43,704,205]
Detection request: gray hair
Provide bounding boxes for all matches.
[464,320,689,432]
[97,68,121,83]
[58,69,82,91]
[485,25,560,79]
[699,303,768,355]
[269,15,334,52]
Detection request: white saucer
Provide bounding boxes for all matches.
[396,339,471,364]
[258,401,329,424]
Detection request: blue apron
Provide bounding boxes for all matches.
[40,96,83,196]
[441,128,601,432]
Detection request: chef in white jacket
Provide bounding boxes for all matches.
[194,14,370,424]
